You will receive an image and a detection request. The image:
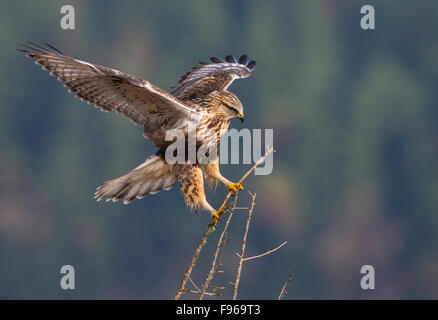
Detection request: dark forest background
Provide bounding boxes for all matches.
[1,0,437,299]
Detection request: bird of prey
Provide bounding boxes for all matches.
[19,43,255,221]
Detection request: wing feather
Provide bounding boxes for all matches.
[18,43,198,127]
[171,54,256,101]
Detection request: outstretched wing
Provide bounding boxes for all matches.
[18,43,197,127]
[171,54,256,101]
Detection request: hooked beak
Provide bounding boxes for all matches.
[237,113,244,122]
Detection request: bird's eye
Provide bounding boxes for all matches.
[224,103,238,113]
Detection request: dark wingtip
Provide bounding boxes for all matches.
[17,41,64,55]
[25,41,48,51]
[247,60,256,71]
[210,57,224,63]
[43,42,64,55]
[225,54,237,63]
[239,54,248,65]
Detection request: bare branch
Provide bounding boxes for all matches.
[242,241,288,261]
[278,259,297,300]
[189,276,201,292]
[215,232,229,275]
[199,195,238,300]
[174,146,275,300]
[210,146,275,227]
[174,224,215,300]
[183,289,221,297]
[233,192,257,300]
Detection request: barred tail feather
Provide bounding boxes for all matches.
[94,154,178,204]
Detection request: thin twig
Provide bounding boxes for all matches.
[183,289,221,296]
[241,241,288,261]
[211,147,275,226]
[215,232,229,275]
[174,225,215,300]
[199,195,239,300]
[189,276,201,292]
[278,260,297,300]
[232,192,257,300]
[278,259,297,300]
[174,147,275,300]
[208,285,225,290]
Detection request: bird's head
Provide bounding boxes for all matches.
[208,91,244,122]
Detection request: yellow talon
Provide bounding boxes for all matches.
[228,183,244,193]
[211,205,228,225]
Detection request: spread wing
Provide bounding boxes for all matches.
[171,54,256,101]
[18,43,198,127]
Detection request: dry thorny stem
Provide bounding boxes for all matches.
[198,195,238,299]
[278,259,297,300]
[232,191,257,300]
[182,276,221,297]
[174,147,278,300]
[232,193,288,299]
[238,240,288,262]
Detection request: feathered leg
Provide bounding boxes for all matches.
[180,165,217,215]
[202,157,243,193]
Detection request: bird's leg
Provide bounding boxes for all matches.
[203,159,244,194]
[181,166,228,223]
[215,174,243,193]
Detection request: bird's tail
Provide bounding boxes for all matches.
[95,154,178,204]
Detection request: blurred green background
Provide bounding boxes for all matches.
[1,0,437,299]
